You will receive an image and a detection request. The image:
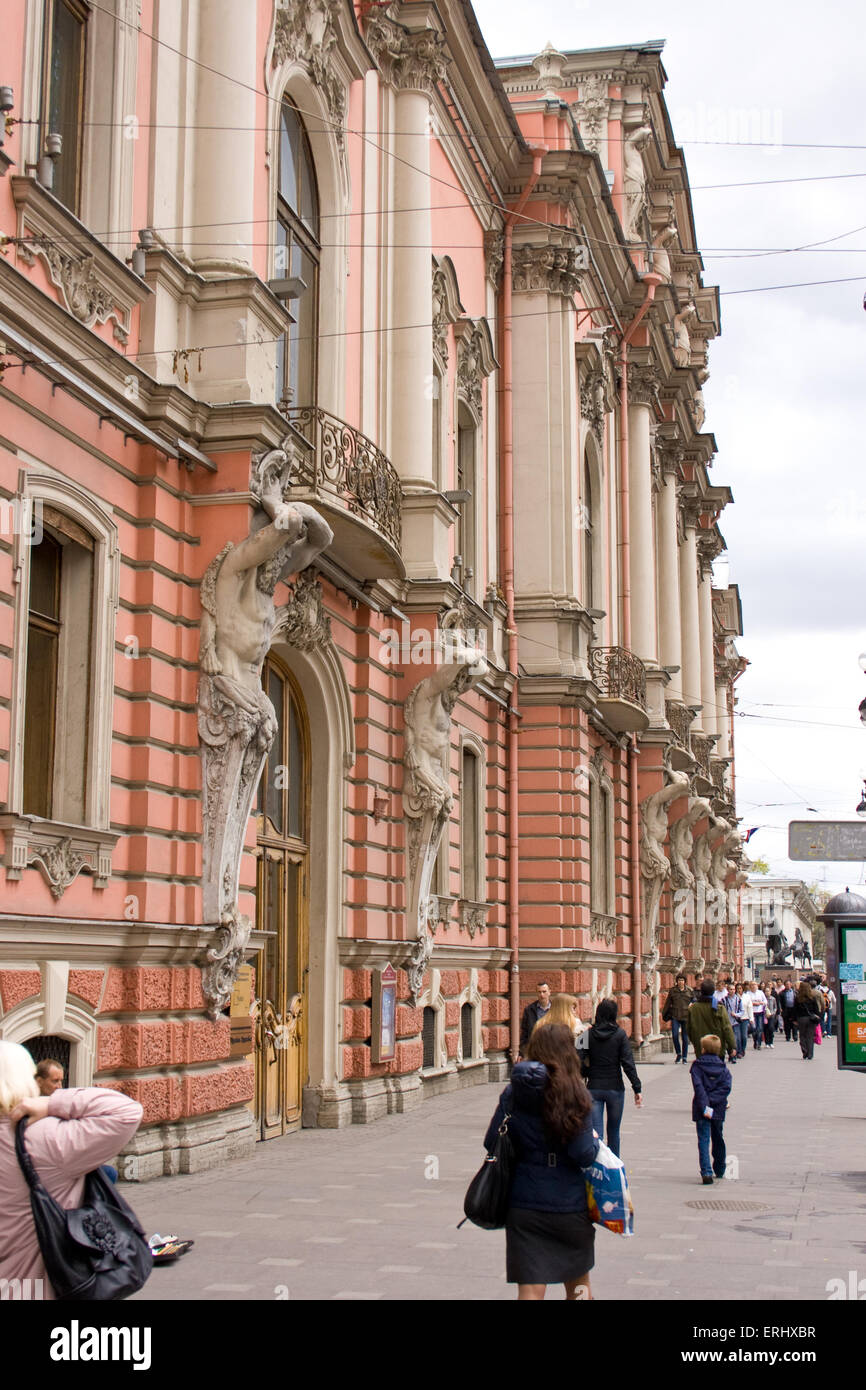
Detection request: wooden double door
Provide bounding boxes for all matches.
[252,657,310,1139]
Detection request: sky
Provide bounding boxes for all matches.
[473,0,866,896]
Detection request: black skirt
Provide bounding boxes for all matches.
[505,1206,595,1284]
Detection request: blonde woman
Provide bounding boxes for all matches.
[533,993,587,1041]
[0,1040,143,1297]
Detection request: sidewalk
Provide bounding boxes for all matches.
[129,1034,866,1301]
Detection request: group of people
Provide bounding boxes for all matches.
[662,972,834,1064]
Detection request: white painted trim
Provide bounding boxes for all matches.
[0,995,98,1087]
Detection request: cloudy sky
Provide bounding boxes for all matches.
[474,0,866,895]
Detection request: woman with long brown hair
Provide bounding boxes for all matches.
[482,1023,598,1300]
[532,992,587,1042]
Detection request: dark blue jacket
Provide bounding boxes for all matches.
[483,1062,598,1213]
[689,1054,732,1122]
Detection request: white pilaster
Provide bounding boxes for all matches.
[656,469,682,698]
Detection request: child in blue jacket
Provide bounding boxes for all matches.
[690,1034,732,1184]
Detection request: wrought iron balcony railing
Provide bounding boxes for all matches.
[589,646,647,710]
[665,700,695,750]
[282,405,402,553]
[691,733,712,779]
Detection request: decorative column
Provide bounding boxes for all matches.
[656,449,682,698]
[627,365,659,665]
[367,16,448,487]
[678,499,702,714]
[697,537,718,738]
[193,0,257,270]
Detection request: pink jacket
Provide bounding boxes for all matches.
[0,1087,143,1298]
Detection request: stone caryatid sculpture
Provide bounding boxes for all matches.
[652,222,678,282]
[668,794,712,961]
[691,819,715,967]
[704,818,737,968]
[622,124,652,242]
[197,444,333,1016]
[639,769,690,955]
[403,614,488,1001]
[672,302,697,368]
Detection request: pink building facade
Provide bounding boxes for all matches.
[0,2,744,1175]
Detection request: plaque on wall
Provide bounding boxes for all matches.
[372,962,398,1064]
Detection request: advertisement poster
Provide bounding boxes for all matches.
[840,928,866,1065]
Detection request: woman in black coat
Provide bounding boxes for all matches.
[483,1024,598,1301]
[793,981,822,1059]
[581,999,642,1157]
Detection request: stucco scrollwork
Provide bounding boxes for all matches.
[512,243,582,298]
[626,362,660,409]
[573,72,611,155]
[18,236,129,341]
[273,567,332,652]
[403,618,488,1003]
[455,318,496,417]
[484,229,504,287]
[197,445,333,1016]
[580,368,606,445]
[272,0,347,149]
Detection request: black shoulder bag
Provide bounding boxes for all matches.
[459,1113,515,1230]
[15,1119,153,1300]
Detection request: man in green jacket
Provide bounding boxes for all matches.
[687,979,736,1060]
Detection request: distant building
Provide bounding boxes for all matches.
[741,878,817,976]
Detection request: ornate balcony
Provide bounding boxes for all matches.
[665,700,695,751]
[282,406,404,580]
[691,733,712,780]
[589,646,648,732]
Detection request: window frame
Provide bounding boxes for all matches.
[275,97,320,409]
[40,0,90,215]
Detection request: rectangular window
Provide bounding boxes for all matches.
[461,748,480,901]
[456,417,476,596]
[42,0,89,214]
[23,523,94,822]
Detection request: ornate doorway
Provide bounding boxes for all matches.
[252,656,310,1139]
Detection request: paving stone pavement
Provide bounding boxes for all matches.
[128,1036,866,1301]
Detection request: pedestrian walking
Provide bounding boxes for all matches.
[687,979,737,1061]
[794,982,822,1060]
[689,1035,732,1184]
[749,981,768,1049]
[725,983,747,1058]
[824,985,836,1038]
[482,1023,599,1301]
[519,981,551,1056]
[763,989,778,1048]
[532,993,587,1044]
[738,982,754,1054]
[661,973,695,1064]
[0,1040,144,1298]
[582,999,642,1157]
[780,979,798,1042]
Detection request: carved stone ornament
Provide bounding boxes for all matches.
[590,913,618,946]
[639,770,690,953]
[272,0,347,149]
[580,368,606,445]
[197,448,333,1016]
[365,14,449,93]
[0,815,117,896]
[512,243,583,298]
[457,900,488,940]
[403,618,489,1003]
[484,229,504,287]
[18,236,129,341]
[455,318,496,418]
[273,567,332,652]
[431,258,461,368]
[652,222,678,282]
[627,362,660,408]
[573,73,611,155]
[672,302,696,368]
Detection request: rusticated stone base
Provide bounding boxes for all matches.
[420,1056,502,1101]
[634,1034,668,1062]
[117,1105,257,1181]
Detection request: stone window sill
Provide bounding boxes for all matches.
[0,814,119,898]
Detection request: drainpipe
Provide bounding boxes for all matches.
[617,272,662,1050]
[502,148,544,1064]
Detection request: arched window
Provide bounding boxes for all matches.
[455,405,477,597]
[460,1002,475,1061]
[41,0,88,213]
[460,745,483,902]
[582,450,594,611]
[276,99,320,408]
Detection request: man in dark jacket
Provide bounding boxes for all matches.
[661,974,695,1064]
[687,979,736,1060]
[689,1034,732,1183]
[518,982,551,1055]
[583,999,642,1157]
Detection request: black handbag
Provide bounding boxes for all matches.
[459,1112,514,1230]
[15,1119,153,1301]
